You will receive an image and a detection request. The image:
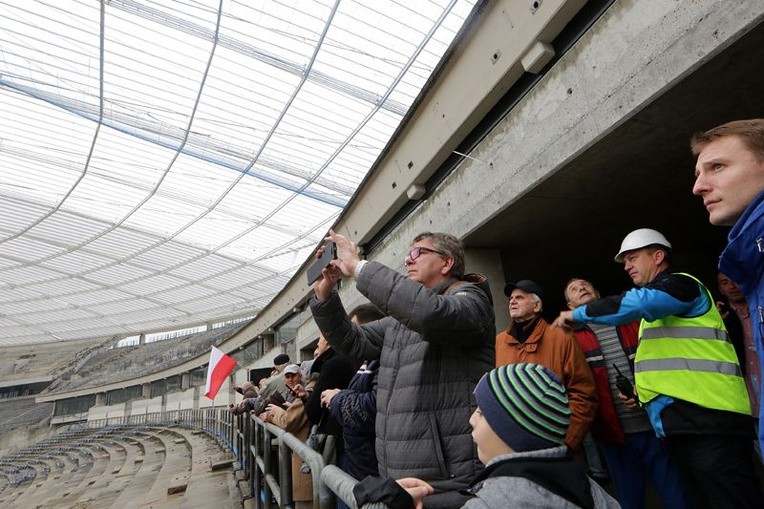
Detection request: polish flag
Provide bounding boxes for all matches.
[204,346,237,400]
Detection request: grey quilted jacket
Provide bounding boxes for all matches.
[463,447,620,508]
[311,261,495,506]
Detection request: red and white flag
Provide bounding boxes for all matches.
[204,346,237,400]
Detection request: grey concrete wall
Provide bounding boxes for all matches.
[425,0,763,240]
[291,0,763,342]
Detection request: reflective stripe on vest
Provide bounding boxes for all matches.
[640,326,729,341]
[635,273,751,415]
[634,358,742,377]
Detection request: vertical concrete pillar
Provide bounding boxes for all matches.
[139,333,146,345]
[181,372,190,390]
[263,334,275,352]
[95,392,106,406]
[464,248,508,334]
[141,382,151,398]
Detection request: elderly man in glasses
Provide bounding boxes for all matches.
[310,230,495,508]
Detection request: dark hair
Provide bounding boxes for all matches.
[412,232,466,278]
[644,245,672,266]
[691,119,764,161]
[348,303,385,324]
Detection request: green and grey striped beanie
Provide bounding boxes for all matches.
[474,363,571,451]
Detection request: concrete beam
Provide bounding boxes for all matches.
[374,0,764,244]
[335,0,586,243]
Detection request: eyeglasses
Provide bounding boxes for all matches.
[407,246,446,261]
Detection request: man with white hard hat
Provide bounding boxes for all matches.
[554,228,760,509]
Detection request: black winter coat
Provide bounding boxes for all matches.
[328,359,379,479]
[305,347,356,435]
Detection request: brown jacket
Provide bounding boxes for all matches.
[495,318,598,451]
[270,398,313,502]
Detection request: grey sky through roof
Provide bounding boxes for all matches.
[0,0,476,346]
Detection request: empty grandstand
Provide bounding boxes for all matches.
[1,0,762,507]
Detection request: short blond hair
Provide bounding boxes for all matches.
[691,119,764,161]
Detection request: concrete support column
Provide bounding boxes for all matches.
[141,382,151,398]
[464,248,507,334]
[139,333,146,345]
[181,372,190,390]
[95,392,106,406]
[263,333,275,352]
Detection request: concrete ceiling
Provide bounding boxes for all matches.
[466,21,764,315]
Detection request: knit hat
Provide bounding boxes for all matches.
[474,363,571,452]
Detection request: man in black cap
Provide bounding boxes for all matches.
[273,353,290,367]
[495,279,597,452]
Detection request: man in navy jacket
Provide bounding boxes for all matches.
[692,118,764,457]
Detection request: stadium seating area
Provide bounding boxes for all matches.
[0,424,239,508]
[45,323,246,393]
[0,340,93,384]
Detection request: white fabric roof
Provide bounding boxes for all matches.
[0,0,475,346]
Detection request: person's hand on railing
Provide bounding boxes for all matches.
[265,403,286,420]
[320,388,341,408]
[396,478,434,509]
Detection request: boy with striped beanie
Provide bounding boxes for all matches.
[354,363,618,508]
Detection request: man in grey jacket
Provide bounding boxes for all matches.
[310,230,495,508]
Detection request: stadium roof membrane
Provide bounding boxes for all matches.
[0,0,476,346]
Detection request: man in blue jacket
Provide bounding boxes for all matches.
[692,118,764,457]
[554,228,759,509]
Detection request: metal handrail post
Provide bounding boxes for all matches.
[320,465,358,509]
[243,414,251,476]
[280,431,332,509]
[262,421,274,509]
[277,429,293,509]
[251,416,264,509]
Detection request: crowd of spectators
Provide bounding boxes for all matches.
[231,119,764,508]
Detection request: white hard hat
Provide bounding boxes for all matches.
[614,228,672,262]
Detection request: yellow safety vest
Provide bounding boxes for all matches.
[635,273,751,415]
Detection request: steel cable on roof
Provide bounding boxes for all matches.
[0,0,476,344]
[0,1,107,248]
[3,1,343,296]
